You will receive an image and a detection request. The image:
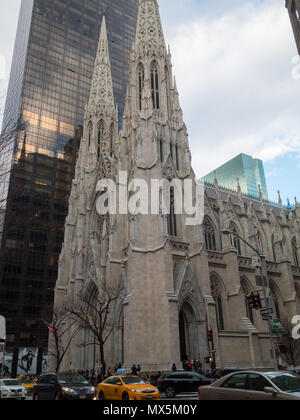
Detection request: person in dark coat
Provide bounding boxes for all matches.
[172,363,177,372]
[132,364,138,375]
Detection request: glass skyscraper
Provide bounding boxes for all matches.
[0,0,138,376]
[202,153,269,201]
[286,0,300,54]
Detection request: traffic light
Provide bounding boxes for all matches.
[247,292,262,310]
[207,329,213,342]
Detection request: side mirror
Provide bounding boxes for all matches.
[264,387,277,396]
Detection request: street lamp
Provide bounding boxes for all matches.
[222,229,279,371]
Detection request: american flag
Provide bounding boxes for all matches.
[42,320,56,336]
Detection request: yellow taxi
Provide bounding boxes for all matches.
[17,376,35,397]
[96,375,160,401]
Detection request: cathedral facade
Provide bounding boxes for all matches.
[50,0,300,373]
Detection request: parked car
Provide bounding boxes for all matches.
[198,371,300,400]
[214,367,242,378]
[32,373,96,400]
[0,379,26,400]
[157,371,214,398]
[96,375,160,401]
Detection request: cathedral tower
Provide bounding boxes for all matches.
[117,0,209,371]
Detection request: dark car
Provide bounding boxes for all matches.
[32,373,96,400]
[157,371,214,398]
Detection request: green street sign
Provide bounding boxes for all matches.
[273,319,281,324]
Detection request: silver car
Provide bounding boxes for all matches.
[198,371,300,400]
[0,379,26,400]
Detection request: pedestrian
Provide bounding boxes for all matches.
[172,363,177,372]
[137,364,141,375]
[132,364,137,376]
[97,370,103,384]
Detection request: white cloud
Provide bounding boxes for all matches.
[162,0,300,177]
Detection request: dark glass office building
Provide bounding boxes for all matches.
[286,0,300,54]
[0,0,138,376]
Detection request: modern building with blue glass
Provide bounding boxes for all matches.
[0,0,138,377]
[203,153,269,200]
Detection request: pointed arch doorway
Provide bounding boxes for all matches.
[179,301,200,363]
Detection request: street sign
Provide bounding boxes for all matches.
[273,319,281,324]
[252,256,262,268]
[0,316,5,341]
[260,308,273,321]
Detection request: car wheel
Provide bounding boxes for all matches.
[98,391,105,400]
[165,387,176,398]
[122,392,130,401]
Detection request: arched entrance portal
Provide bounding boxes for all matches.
[179,301,200,363]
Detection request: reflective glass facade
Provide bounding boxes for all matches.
[286,0,300,54]
[0,0,138,376]
[203,153,269,201]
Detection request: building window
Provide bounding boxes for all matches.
[159,139,163,162]
[175,144,179,171]
[168,187,177,237]
[138,63,144,111]
[110,123,114,157]
[257,231,264,254]
[292,238,299,266]
[270,282,281,321]
[241,279,254,325]
[151,61,160,109]
[97,120,104,160]
[88,122,92,148]
[230,223,241,255]
[211,276,225,331]
[204,217,217,251]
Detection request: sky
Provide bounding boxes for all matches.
[0,0,299,204]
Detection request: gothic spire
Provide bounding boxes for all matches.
[87,15,115,116]
[135,0,166,51]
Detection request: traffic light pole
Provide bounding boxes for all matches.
[222,230,278,371]
[258,263,278,371]
[0,340,5,380]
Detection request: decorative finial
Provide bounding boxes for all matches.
[278,190,282,207]
[214,171,219,188]
[258,184,263,201]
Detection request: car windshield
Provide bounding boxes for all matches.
[3,380,22,386]
[57,374,88,385]
[122,377,147,385]
[267,373,300,393]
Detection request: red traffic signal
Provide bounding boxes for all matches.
[247,292,262,310]
[207,329,213,342]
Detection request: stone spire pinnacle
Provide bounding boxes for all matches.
[135,0,166,50]
[87,15,115,115]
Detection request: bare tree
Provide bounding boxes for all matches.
[277,320,300,369]
[66,284,119,373]
[44,309,81,373]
